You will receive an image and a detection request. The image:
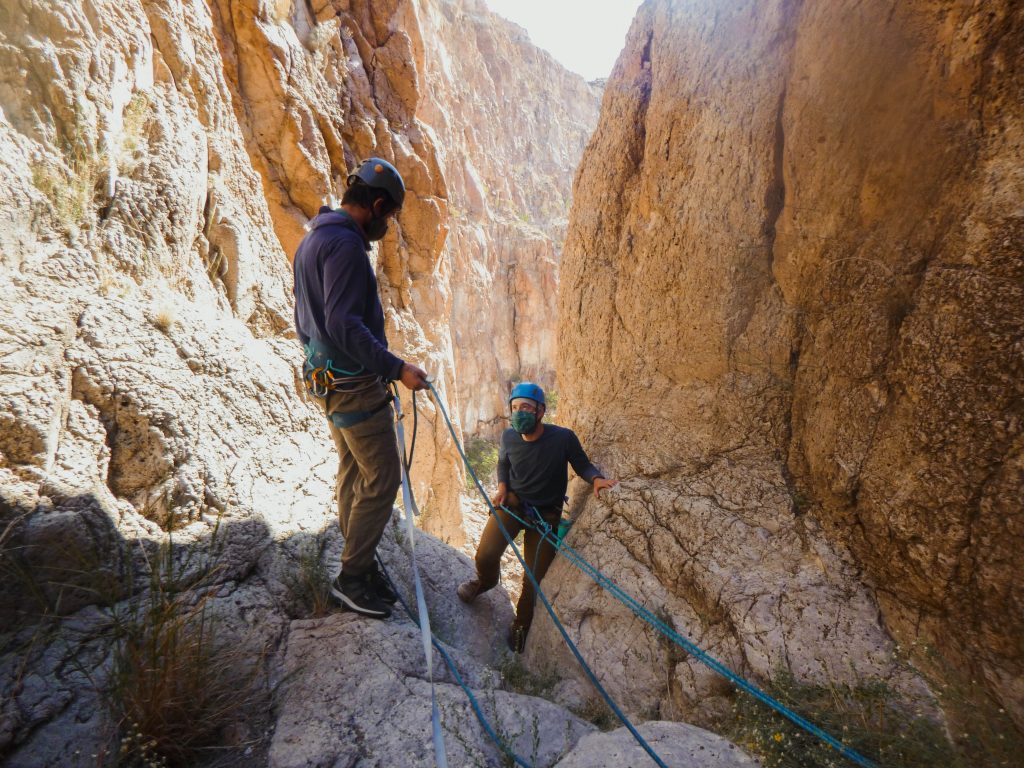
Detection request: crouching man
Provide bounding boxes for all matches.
[457,383,617,651]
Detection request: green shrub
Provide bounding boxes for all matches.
[719,670,962,768]
[465,436,500,489]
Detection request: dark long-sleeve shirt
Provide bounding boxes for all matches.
[293,208,404,380]
[496,424,603,508]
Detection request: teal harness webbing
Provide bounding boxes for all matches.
[303,337,365,377]
[392,389,449,768]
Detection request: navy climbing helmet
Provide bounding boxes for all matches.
[348,157,406,208]
[509,382,545,407]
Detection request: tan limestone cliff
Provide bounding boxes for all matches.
[415,0,601,435]
[543,0,1023,749]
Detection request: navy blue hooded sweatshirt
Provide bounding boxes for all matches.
[293,208,404,380]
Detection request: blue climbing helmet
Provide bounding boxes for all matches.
[509,382,545,407]
[348,157,406,208]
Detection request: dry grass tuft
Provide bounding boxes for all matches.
[152,301,177,333]
[102,529,268,767]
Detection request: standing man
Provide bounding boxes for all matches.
[457,383,617,651]
[294,157,429,619]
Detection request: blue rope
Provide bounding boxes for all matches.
[498,499,879,767]
[393,391,449,768]
[426,382,670,768]
[377,558,534,768]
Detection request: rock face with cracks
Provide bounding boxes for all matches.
[547,0,1023,742]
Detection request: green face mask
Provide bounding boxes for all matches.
[510,410,537,434]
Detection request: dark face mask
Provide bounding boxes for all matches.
[364,199,394,242]
[511,411,537,434]
[364,214,388,242]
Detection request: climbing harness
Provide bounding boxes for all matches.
[301,338,367,399]
[424,381,879,768]
[392,387,449,768]
[302,338,394,429]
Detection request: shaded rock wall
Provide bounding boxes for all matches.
[546,0,1023,734]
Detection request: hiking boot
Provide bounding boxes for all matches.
[507,623,527,653]
[367,565,398,605]
[330,573,391,619]
[457,579,482,604]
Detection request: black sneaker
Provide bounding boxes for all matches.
[367,565,398,605]
[507,623,527,653]
[330,573,391,619]
[457,579,482,604]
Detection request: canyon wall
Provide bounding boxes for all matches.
[0,0,472,544]
[415,0,600,435]
[0,0,601,761]
[543,0,1023,743]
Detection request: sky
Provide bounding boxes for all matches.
[483,0,643,81]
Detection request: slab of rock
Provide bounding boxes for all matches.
[555,721,759,768]
[269,613,596,768]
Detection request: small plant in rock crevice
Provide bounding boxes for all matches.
[571,696,618,731]
[284,538,332,619]
[29,148,102,226]
[100,521,268,767]
[498,653,560,700]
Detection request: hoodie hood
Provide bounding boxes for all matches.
[307,207,369,247]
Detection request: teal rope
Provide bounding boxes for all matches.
[377,558,534,768]
[427,382,669,768]
[497,503,879,768]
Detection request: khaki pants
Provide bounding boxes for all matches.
[474,492,561,634]
[323,379,400,577]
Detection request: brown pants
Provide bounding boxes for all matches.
[474,492,561,634]
[323,379,400,577]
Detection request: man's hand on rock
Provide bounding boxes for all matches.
[593,477,618,499]
[399,362,429,391]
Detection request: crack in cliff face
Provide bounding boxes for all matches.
[632,29,655,175]
[764,88,787,255]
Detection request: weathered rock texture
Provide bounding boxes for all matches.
[555,721,758,768]
[547,0,1023,742]
[415,0,600,435]
[269,612,594,768]
[0,0,601,764]
[0,0,468,547]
